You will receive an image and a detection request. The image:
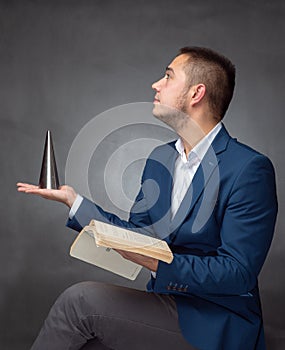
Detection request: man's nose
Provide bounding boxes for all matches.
[152,78,163,91]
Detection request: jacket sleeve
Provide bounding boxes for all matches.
[66,173,153,234]
[152,154,278,296]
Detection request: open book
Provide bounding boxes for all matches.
[70,219,173,280]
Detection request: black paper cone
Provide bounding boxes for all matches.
[39,130,60,189]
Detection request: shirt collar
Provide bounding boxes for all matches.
[175,122,222,163]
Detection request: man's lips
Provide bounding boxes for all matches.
[153,97,160,103]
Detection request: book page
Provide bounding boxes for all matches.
[91,220,171,250]
[86,220,173,264]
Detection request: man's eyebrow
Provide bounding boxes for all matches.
[166,66,175,74]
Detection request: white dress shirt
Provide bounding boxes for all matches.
[170,122,222,219]
[69,194,84,219]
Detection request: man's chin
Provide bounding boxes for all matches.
[152,104,167,121]
[152,104,186,132]
[152,109,176,132]
[152,103,171,119]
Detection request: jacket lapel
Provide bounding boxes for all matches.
[148,142,177,239]
[169,124,231,234]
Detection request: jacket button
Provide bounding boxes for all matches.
[183,287,188,292]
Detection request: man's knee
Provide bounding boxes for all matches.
[54,281,101,316]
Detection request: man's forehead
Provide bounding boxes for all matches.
[167,54,189,70]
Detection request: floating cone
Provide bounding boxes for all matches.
[39,130,60,189]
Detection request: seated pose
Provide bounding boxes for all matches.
[18,46,278,350]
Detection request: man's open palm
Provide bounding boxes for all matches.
[17,183,77,208]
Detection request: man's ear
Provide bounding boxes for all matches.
[189,84,206,106]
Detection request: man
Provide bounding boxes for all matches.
[17,47,278,350]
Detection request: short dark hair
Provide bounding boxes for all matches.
[178,46,236,119]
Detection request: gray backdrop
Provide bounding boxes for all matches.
[0,1,284,349]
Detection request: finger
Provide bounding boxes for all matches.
[17,186,39,192]
[20,189,45,195]
[17,187,30,192]
[17,183,39,189]
[59,185,74,192]
[17,182,38,187]
[25,188,55,195]
[24,188,44,193]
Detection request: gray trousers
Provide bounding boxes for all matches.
[30,281,196,350]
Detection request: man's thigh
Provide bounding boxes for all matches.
[63,281,196,350]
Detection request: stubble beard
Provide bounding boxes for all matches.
[152,88,190,133]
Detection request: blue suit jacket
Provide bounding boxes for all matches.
[67,125,278,350]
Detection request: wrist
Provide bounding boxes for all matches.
[66,191,77,208]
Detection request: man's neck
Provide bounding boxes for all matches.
[179,121,219,157]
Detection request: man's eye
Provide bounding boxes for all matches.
[164,73,170,80]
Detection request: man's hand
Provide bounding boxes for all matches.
[115,249,159,272]
[17,183,77,208]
